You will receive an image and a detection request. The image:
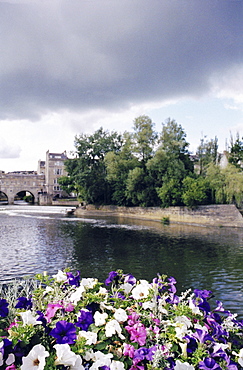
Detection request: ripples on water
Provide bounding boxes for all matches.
[1,205,243,317]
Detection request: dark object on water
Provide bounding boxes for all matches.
[65,209,75,216]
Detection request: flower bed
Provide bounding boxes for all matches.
[0,269,243,369]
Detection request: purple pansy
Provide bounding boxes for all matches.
[66,271,80,287]
[50,320,77,344]
[133,346,157,365]
[192,328,214,344]
[124,274,136,285]
[105,271,119,285]
[198,357,221,370]
[15,296,32,310]
[75,309,94,331]
[0,298,9,317]
[0,338,15,366]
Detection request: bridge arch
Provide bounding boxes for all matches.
[0,191,8,204]
[14,190,35,204]
[0,173,45,205]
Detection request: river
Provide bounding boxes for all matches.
[1,205,243,318]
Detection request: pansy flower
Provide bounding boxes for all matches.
[0,298,9,317]
[105,271,119,286]
[15,296,32,310]
[198,357,221,370]
[50,320,77,344]
[21,344,49,370]
[66,271,81,287]
[75,309,94,331]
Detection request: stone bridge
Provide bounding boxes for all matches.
[0,172,45,204]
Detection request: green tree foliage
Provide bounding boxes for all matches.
[132,115,158,163]
[58,176,76,195]
[228,132,243,168]
[206,163,243,207]
[63,116,243,209]
[149,118,193,207]
[105,121,159,206]
[104,132,139,205]
[206,163,226,204]
[65,128,123,204]
[222,164,243,206]
[182,176,210,208]
[196,136,218,175]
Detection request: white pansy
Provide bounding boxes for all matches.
[45,286,53,293]
[179,342,187,357]
[53,270,67,282]
[236,348,243,366]
[100,302,114,311]
[213,342,229,352]
[105,319,125,340]
[158,295,169,314]
[114,308,128,322]
[54,343,78,367]
[188,298,202,315]
[70,354,85,370]
[175,316,192,328]
[98,287,108,295]
[132,280,150,300]
[174,316,192,340]
[194,323,206,331]
[21,344,49,370]
[174,359,195,370]
[89,351,113,370]
[19,310,42,326]
[142,300,156,310]
[6,353,15,366]
[110,360,125,370]
[83,349,94,361]
[94,311,108,326]
[69,285,85,305]
[120,282,133,295]
[81,278,97,289]
[78,330,98,345]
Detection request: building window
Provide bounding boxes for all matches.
[54,186,60,191]
[54,169,62,175]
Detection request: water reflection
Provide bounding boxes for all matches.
[1,206,243,317]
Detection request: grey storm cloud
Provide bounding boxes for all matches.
[0,138,21,158]
[0,0,242,120]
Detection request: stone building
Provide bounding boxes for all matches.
[37,150,68,198]
[0,150,70,204]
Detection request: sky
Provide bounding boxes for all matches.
[0,0,243,172]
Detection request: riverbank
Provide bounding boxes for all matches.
[75,204,243,228]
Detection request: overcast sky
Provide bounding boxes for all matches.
[0,0,243,172]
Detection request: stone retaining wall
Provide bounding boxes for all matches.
[75,204,243,228]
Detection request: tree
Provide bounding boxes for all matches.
[132,115,158,166]
[206,163,226,204]
[196,136,218,175]
[149,118,193,207]
[228,132,243,168]
[125,167,157,206]
[65,128,123,204]
[222,164,243,206]
[58,176,76,196]
[182,176,210,208]
[104,132,139,205]
[206,162,243,207]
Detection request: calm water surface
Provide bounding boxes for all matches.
[1,205,243,317]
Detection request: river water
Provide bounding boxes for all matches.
[1,205,243,318]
